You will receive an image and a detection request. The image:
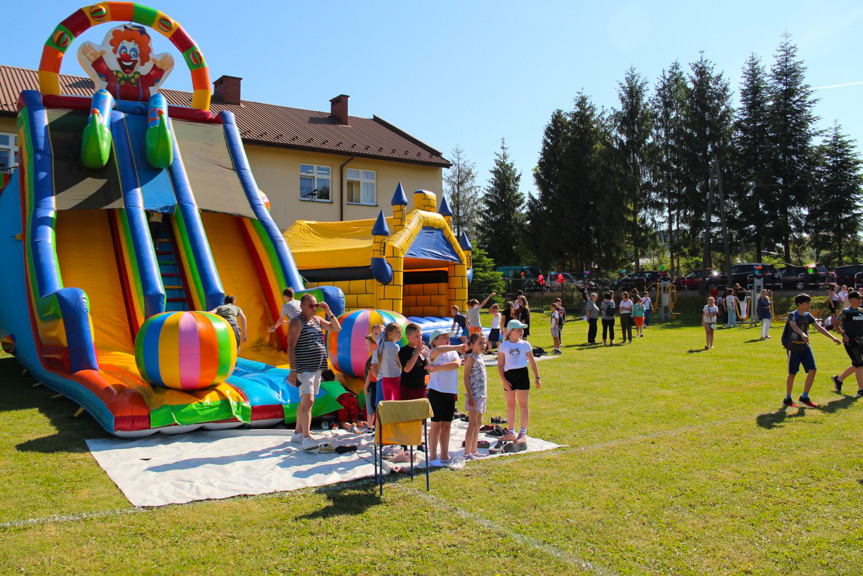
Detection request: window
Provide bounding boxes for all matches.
[0,133,18,171]
[346,169,376,205]
[299,164,331,202]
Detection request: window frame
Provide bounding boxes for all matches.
[345,168,377,206]
[298,163,333,203]
[0,132,18,171]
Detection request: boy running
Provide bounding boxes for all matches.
[784,293,841,408]
[831,291,863,397]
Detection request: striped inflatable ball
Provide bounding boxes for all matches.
[326,309,408,378]
[135,311,237,391]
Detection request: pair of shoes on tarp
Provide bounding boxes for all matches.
[316,442,357,454]
[461,440,491,449]
[489,435,528,454]
[490,416,506,424]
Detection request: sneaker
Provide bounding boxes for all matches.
[500,430,517,442]
[798,396,818,408]
[833,375,843,394]
[290,433,304,444]
[301,437,319,451]
[782,397,797,408]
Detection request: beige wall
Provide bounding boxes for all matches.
[0,113,443,232]
[245,144,444,230]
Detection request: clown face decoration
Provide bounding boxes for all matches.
[77,24,174,102]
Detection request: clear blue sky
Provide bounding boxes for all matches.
[3,1,862,198]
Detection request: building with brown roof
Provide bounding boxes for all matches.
[0,65,450,230]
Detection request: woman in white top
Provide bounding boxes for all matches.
[488,303,502,353]
[497,320,541,446]
[702,296,718,349]
[619,291,633,343]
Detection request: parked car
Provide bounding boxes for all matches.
[496,265,546,291]
[833,264,863,289]
[674,269,721,291]
[721,263,781,290]
[779,265,830,291]
[614,270,669,292]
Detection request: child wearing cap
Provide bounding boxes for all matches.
[784,293,841,408]
[831,290,863,397]
[497,319,541,446]
[426,329,469,467]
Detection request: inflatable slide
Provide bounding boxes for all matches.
[0,4,343,436]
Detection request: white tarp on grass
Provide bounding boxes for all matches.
[86,422,562,507]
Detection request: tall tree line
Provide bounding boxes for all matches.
[523,34,863,276]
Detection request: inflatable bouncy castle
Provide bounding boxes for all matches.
[286,185,474,319]
[0,4,345,436]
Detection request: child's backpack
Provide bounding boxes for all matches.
[532,346,546,357]
[781,311,797,351]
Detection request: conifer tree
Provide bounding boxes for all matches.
[478,139,525,266]
[767,33,819,263]
[443,146,479,239]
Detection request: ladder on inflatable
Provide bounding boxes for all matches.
[150,218,193,312]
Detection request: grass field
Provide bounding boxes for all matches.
[2,293,862,575]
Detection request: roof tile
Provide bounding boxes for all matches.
[0,65,450,168]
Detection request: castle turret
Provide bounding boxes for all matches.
[391,182,407,234]
[370,210,393,286]
[439,195,453,227]
[414,189,436,212]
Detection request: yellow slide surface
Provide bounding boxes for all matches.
[55,210,244,412]
[201,212,287,368]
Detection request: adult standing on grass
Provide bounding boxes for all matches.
[702,296,718,349]
[757,289,772,340]
[783,293,840,409]
[585,293,600,344]
[601,291,616,346]
[501,301,515,342]
[619,291,633,344]
[550,303,562,355]
[641,289,653,327]
[725,288,738,328]
[497,319,541,447]
[516,295,531,340]
[827,285,841,329]
[287,294,341,451]
[831,291,863,398]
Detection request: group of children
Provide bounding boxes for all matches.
[702,288,863,408]
[365,308,542,467]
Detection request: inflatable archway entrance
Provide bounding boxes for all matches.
[39,3,211,110]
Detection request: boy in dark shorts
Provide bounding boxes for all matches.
[784,293,841,408]
[831,291,863,397]
[449,305,469,344]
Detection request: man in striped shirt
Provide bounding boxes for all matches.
[287,293,341,451]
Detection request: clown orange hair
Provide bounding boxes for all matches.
[109,28,152,64]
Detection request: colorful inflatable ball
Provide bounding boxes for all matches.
[326,309,408,378]
[135,311,237,391]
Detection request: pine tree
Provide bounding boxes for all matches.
[681,53,734,285]
[612,67,655,272]
[443,146,480,239]
[468,245,505,301]
[652,61,688,275]
[479,139,525,266]
[528,109,570,269]
[732,54,772,261]
[767,33,819,264]
[808,123,863,266]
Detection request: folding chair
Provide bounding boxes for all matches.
[373,399,434,495]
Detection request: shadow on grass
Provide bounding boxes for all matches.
[744,339,764,344]
[820,394,859,414]
[756,406,807,429]
[686,348,707,354]
[298,483,383,520]
[0,357,107,454]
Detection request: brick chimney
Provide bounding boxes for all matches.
[330,94,350,125]
[213,76,242,105]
